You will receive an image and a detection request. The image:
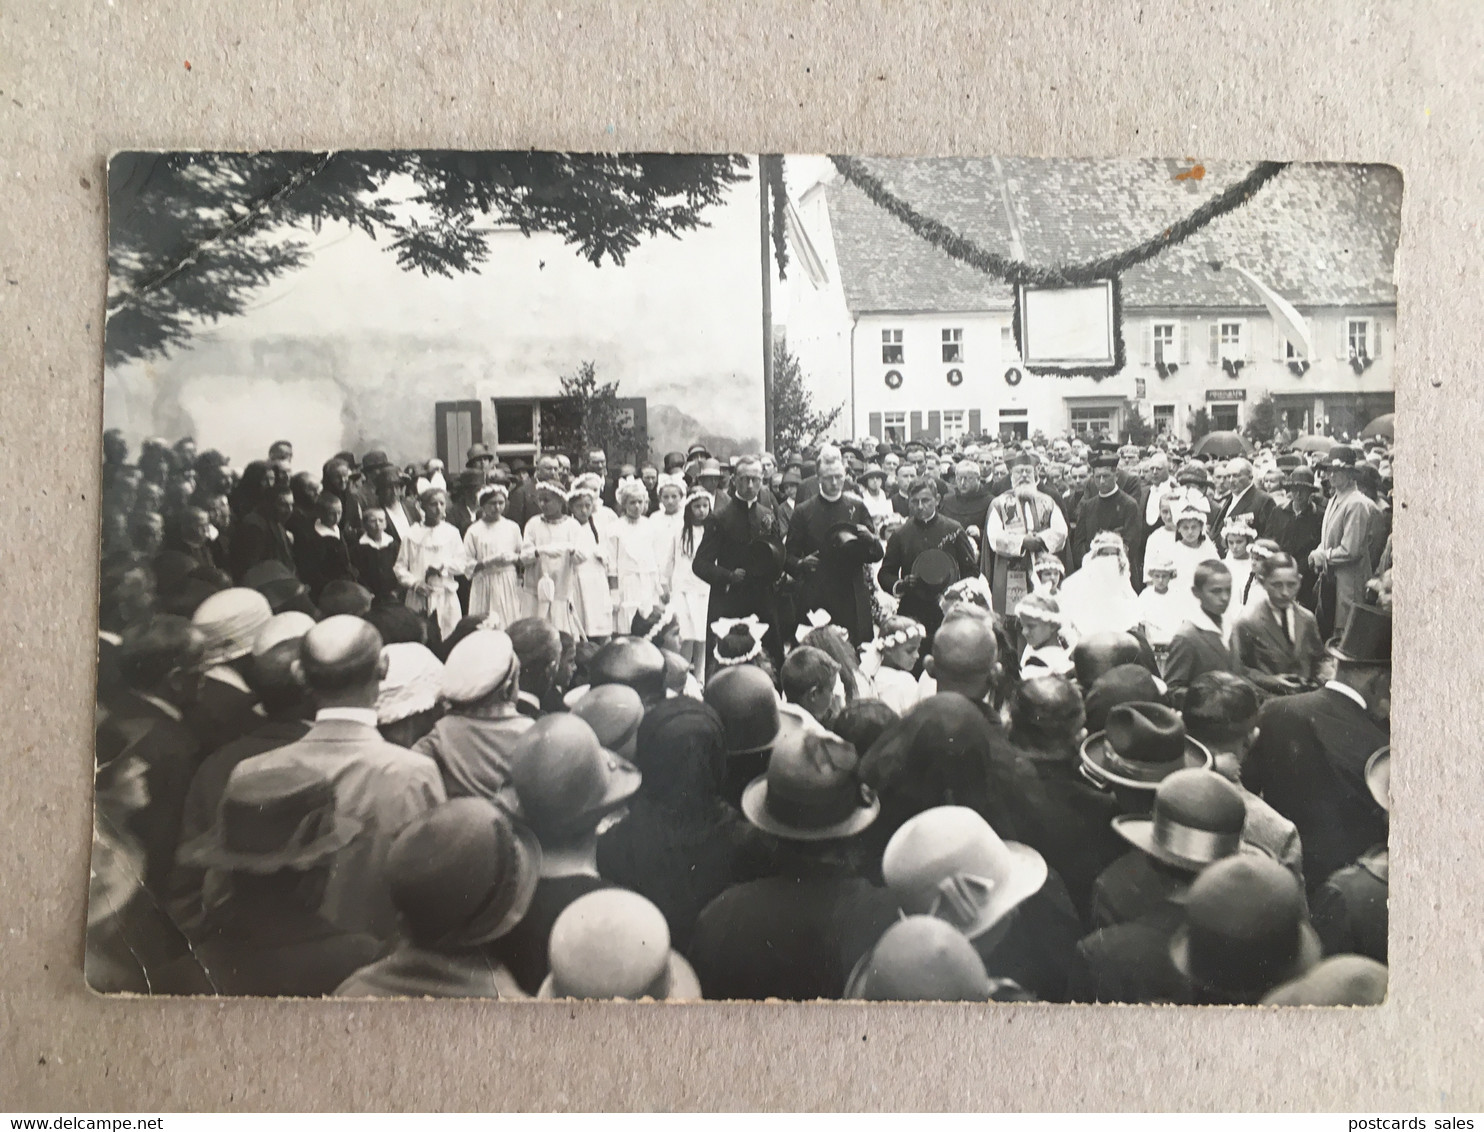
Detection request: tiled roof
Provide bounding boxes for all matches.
[825,158,1400,313]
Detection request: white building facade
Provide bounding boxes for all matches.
[781,158,1398,447]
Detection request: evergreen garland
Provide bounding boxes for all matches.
[765,154,790,278]
[828,156,1289,287]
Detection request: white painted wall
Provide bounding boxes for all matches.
[104,178,768,472]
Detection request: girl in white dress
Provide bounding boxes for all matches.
[860,614,925,717]
[463,483,532,627]
[1221,514,1259,609]
[567,480,615,640]
[611,477,668,633]
[523,482,584,639]
[393,487,469,645]
[670,490,713,679]
[647,474,686,582]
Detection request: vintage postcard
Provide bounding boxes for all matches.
[91,152,1396,1005]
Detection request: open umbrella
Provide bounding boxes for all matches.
[1359,413,1394,440]
[1291,434,1338,454]
[1191,431,1252,459]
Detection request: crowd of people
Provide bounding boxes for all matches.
[89,421,1393,1004]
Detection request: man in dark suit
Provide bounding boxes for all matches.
[1211,457,1276,547]
[693,455,787,671]
[785,455,882,645]
[1240,605,1390,892]
[230,487,298,583]
[1231,552,1324,694]
[1269,468,1324,609]
[1068,456,1142,572]
[506,454,562,533]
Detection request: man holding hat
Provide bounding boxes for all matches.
[877,477,980,646]
[693,455,787,671]
[1241,603,1390,890]
[237,616,447,939]
[689,724,896,1000]
[785,454,882,646]
[1310,446,1376,637]
[984,454,1069,616]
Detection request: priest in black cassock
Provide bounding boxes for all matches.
[786,456,883,645]
[877,477,981,645]
[693,454,787,669]
[1068,454,1144,574]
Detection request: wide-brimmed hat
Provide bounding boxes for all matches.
[696,458,725,482]
[1366,745,1391,812]
[1326,604,1391,665]
[177,761,361,873]
[537,890,701,1001]
[1080,702,1212,791]
[741,725,879,842]
[858,464,888,487]
[703,665,782,755]
[509,714,642,842]
[1322,445,1360,471]
[1169,856,1322,1000]
[384,797,541,948]
[909,548,960,591]
[1260,955,1388,1006]
[843,916,995,1002]
[251,611,316,658]
[882,806,1048,940]
[466,442,495,465]
[240,560,310,614]
[191,587,274,667]
[1111,768,1247,872]
[360,448,392,474]
[1284,467,1317,490]
[1175,464,1211,487]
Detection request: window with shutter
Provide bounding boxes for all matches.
[968,409,982,436]
[927,410,942,440]
[1338,317,1349,360]
[1179,321,1190,365]
[1142,322,1154,366]
[1373,322,1382,357]
[1210,323,1221,365]
[868,412,882,439]
[910,410,924,439]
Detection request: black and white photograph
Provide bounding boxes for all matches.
[90,151,1397,1006]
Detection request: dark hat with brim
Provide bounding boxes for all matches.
[1169,856,1322,999]
[910,548,960,590]
[741,725,879,842]
[827,521,877,565]
[1080,702,1212,791]
[1284,468,1317,490]
[744,537,786,583]
[177,762,363,873]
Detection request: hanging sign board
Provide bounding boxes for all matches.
[1206,389,1248,402]
[1017,280,1117,370]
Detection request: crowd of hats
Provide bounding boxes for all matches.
[92,424,1392,1005]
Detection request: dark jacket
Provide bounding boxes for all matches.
[491,874,613,996]
[785,493,883,645]
[1068,489,1142,570]
[295,529,359,602]
[1241,685,1388,890]
[968,869,1083,1003]
[1232,601,1324,692]
[351,537,402,603]
[1311,846,1387,963]
[231,511,296,583]
[692,494,785,661]
[1065,901,1193,1004]
[1213,483,1277,546]
[688,865,899,1001]
[1163,620,1241,706]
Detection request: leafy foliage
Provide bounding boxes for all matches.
[772,341,842,455]
[106,150,750,367]
[1190,407,1213,443]
[1122,405,1156,447]
[1243,393,1281,444]
[543,361,649,465]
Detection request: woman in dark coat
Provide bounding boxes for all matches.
[597,698,774,951]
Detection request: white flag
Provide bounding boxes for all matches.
[1231,266,1315,360]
